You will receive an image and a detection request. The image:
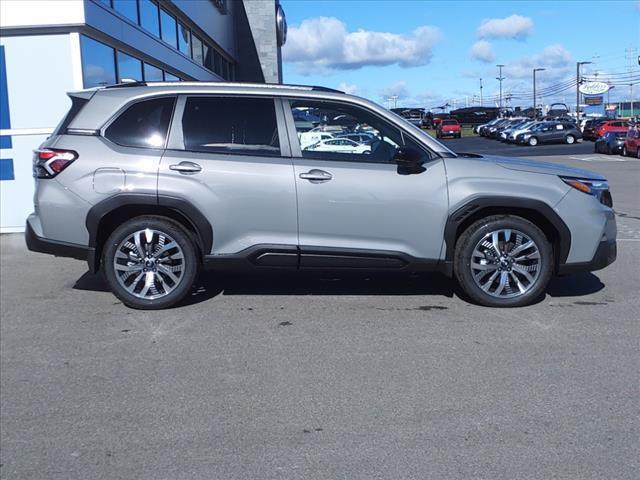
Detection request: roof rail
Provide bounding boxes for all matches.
[103,81,148,89]
[100,81,345,94]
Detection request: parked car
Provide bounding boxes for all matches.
[594,131,627,154]
[515,122,582,146]
[475,117,501,135]
[582,118,611,141]
[336,132,377,145]
[622,128,640,158]
[436,119,461,138]
[26,81,616,309]
[505,121,539,143]
[482,118,511,137]
[305,137,371,154]
[497,118,529,141]
[595,120,628,139]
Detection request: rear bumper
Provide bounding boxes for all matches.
[25,219,92,263]
[557,239,617,275]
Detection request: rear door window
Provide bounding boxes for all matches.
[181,97,280,156]
[105,97,176,148]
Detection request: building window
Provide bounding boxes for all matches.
[160,8,177,48]
[105,97,176,148]
[191,35,203,65]
[117,51,142,81]
[164,72,180,82]
[143,63,163,81]
[80,35,116,88]
[139,0,160,37]
[113,0,139,23]
[177,22,191,56]
[181,97,281,156]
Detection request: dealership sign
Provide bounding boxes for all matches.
[584,96,603,106]
[579,81,610,95]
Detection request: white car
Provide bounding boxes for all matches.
[305,138,371,154]
[299,131,335,150]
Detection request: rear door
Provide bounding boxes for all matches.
[158,95,297,255]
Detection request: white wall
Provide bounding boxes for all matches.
[0,34,75,232]
[0,0,84,28]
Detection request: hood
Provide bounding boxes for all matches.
[460,154,606,180]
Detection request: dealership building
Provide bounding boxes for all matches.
[0,0,286,232]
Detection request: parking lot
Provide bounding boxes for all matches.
[1,149,639,479]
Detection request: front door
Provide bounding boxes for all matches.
[283,99,449,262]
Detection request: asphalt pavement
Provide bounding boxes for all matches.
[1,143,638,479]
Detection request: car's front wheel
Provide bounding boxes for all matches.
[454,215,553,307]
[102,216,198,309]
[528,136,539,146]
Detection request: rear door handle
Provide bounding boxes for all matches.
[169,161,202,174]
[299,169,333,182]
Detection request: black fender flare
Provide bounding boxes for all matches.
[443,196,571,264]
[85,193,213,271]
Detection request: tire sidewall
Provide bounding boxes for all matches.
[454,216,553,307]
[102,216,199,309]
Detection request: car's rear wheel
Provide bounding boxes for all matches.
[454,215,553,307]
[102,216,198,309]
[528,137,538,146]
[565,135,575,144]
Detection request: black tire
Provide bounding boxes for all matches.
[102,215,199,309]
[606,144,611,155]
[454,215,553,307]
[594,143,599,153]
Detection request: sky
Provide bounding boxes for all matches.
[281,0,640,111]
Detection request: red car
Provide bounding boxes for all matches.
[623,128,640,158]
[595,120,628,138]
[436,119,461,138]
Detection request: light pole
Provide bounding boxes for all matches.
[479,78,483,107]
[496,64,505,112]
[533,68,545,118]
[576,61,592,123]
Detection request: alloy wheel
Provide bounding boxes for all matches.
[113,228,185,300]
[470,228,541,299]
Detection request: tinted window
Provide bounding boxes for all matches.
[117,51,142,82]
[113,0,138,23]
[191,35,203,65]
[182,97,280,156]
[177,22,191,55]
[139,0,160,37]
[80,35,116,87]
[290,100,404,163]
[143,63,163,81]
[105,97,175,148]
[160,9,177,48]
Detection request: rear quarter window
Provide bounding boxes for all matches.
[53,96,89,135]
[105,96,176,148]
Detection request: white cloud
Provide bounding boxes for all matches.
[470,40,496,63]
[380,80,410,99]
[337,82,360,95]
[504,44,572,79]
[477,15,533,40]
[284,17,441,74]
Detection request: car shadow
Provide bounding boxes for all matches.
[73,269,606,308]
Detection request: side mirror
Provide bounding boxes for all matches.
[393,147,426,175]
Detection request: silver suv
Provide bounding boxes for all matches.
[26,82,616,309]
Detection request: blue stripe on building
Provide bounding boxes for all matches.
[0,45,12,150]
[0,159,15,180]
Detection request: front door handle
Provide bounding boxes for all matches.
[299,169,333,182]
[169,161,202,174]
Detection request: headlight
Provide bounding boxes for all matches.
[560,176,612,207]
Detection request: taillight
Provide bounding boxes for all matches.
[33,149,77,178]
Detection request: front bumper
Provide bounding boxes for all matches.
[557,239,617,275]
